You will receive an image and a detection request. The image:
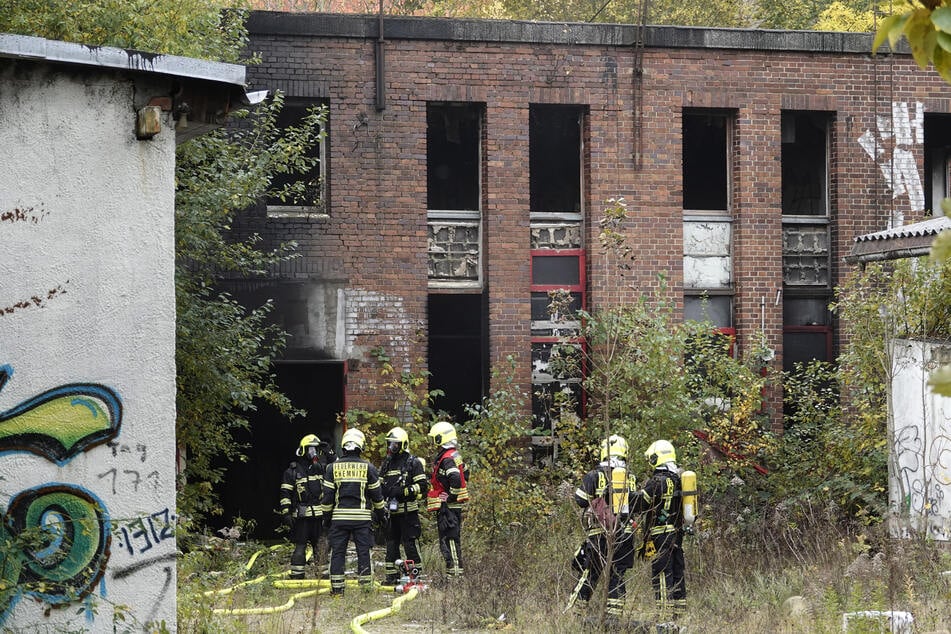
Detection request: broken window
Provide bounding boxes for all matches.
[530,250,585,461]
[427,292,488,423]
[782,112,828,215]
[925,113,951,216]
[782,111,833,372]
[427,103,484,287]
[266,97,328,215]
[530,104,585,215]
[683,110,731,213]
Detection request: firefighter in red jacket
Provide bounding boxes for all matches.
[320,428,385,594]
[631,439,687,621]
[279,433,335,579]
[380,426,429,584]
[426,421,468,577]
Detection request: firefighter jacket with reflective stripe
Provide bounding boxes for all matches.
[321,455,385,524]
[631,467,683,536]
[380,451,429,515]
[574,461,637,536]
[427,447,468,511]
[280,456,332,519]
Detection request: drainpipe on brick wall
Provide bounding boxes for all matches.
[375,0,386,111]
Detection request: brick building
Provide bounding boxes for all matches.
[221,11,951,527]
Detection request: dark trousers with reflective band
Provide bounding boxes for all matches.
[328,522,373,593]
[290,517,322,579]
[384,512,422,581]
[650,530,686,618]
[437,507,463,576]
[578,532,635,615]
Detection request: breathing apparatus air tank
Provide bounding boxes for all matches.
[681,470,698,526]
[611,467,629,516]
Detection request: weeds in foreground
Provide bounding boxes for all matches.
[178,492,951,634]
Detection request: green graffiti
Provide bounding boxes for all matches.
[1,485,109,620]
[0,367,122,464]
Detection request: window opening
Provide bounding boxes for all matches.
[428,103,484,288]
[266,97,327,216]
[782,112,829,216]
[683,111,730,213]
[530,104,584,215]
[924,114,951,216]
[427,293,488,423]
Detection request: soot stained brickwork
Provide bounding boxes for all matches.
[235,11,951,428]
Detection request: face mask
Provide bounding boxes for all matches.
[388,442,400,454]
[306,446,318,460]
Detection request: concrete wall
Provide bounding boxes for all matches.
[0,63,178,630]
[889,338,951,541]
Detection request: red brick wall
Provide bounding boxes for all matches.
[238,14,951,425]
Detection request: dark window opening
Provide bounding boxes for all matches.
[214,361,345,538]
[266,97,327,210]
[782,295,832,372]
[530,104,584,213]
[925,114,951,215]
[683,111,729,212]
[428,293,488,423]
[428,103,481,211]
[532,254,582,285]
[782,112,829,216]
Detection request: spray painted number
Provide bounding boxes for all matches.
[115,508,175,556]
[96,467,160,495]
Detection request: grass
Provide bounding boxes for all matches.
[178,500,951,633]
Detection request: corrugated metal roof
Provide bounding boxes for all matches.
[848,216,950,263]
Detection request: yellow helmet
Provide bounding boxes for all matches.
[296,434,321,457]
[600,434,628,461]
[386,426,409,453]
[428,421,457,447]
[645,440,677,468]
[341,428,366,451]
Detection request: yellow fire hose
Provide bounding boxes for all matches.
[350,586,420,634]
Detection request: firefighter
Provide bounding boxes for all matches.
[425,421,468,577]
[571,434,638,620]
[279,433,335,579]
[379,426,429,584]
[631,439,687,621]
[320,427,385,595]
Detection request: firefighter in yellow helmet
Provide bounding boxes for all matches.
[570,434,638,621]
[278,433,335,579]
[379,426,429,584]
[320,428,385,595]
[631,439,687,622]
[425,421,468,576]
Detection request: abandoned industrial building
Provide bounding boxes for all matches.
[218,10,951,527]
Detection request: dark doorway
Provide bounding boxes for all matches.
[428,293,488,423]
[214,360,345,539]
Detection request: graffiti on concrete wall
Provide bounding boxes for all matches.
[893,420,951,540]
[0,364,122,622]
[858,101,925,227]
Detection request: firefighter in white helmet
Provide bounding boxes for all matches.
[570,434,638,620]
[320,428,385,595]
[278,433,335,579]
[631,439,687,621]
[426,421,468,576]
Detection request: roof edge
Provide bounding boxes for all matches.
[246,11,892,55]
[0,33,246,87]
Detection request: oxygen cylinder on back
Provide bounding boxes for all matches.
[681,470,698,526]
[611,467,629,516]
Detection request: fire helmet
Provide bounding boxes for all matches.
[600,434,628,461]
[296,434,321,457]
[386,426,409,453]
[428,421,457,447]
[645,439,677,468]
[341,428,366,452]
